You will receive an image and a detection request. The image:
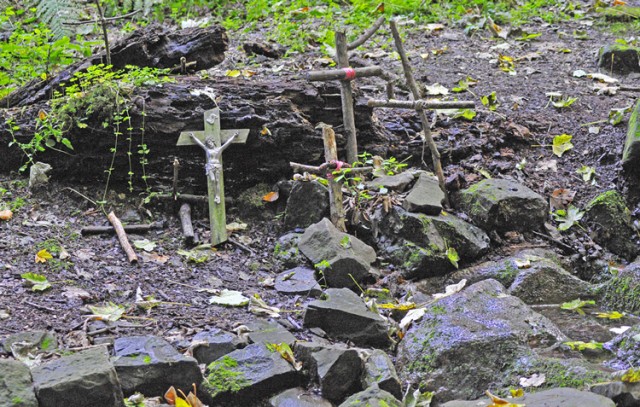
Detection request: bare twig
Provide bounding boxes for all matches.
[107,211,138,263]
[347,16,386,50]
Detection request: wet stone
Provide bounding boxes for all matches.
[3,330,58,355]
[32,346,124,407]
[338,386,403,407]
[275,267,322,297]
[191,328,244,366]
[402,172,444,215]
[365,171,415,193]
[246,319,297,346]
[112,335,202,397]
[361,349,402,400]
[269,387,333,407]
[0,359,38,407]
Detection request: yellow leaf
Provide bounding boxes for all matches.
[38,110,47,121]
[241,70,256,78]
[40,72,47,80]
[225,70,241,78]
[378,302,416,311]
[175,396,191,407]
[486,390,525,407]
[35,249,53,263]
[510,388,524,397]
[0,209,13,221]
[262,191,279,202]
[260,126,271,136]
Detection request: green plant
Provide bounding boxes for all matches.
[560,299,595,315]
[205,356,250,397]
[481,91,499,111]
[552,205,584,231]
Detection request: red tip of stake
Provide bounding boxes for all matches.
[343,67,356,81]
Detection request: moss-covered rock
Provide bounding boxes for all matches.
[623,100,640,167]
[457,178,546,232]
[599,260,640,312]
[598,44,640,75]
[584,190,639,260]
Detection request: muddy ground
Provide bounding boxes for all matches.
[1,5,639,359]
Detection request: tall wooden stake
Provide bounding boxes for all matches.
[390,19,450,207]
[322,125,347,232]
[335,31,358,164]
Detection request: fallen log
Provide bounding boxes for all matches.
[0,77,392,194]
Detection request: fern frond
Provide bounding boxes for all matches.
[32,0,81,39]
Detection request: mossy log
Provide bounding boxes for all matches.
[0,76,393,194]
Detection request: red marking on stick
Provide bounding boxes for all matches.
[343,67,356,81]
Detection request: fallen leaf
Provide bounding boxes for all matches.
[0,209,12,220]
[433,279,467,299]
[260,126,271,136]
[62,287,91,301]
[378,302,416,311]
[486,390,525,406]
[550,188,576,211]
[21,272,52,291]
[249,294,280,317]
[209,289,250,307]
[519,373,546,387]
[225,69,241,78]
[139,252,169,265]
[35,249,53,263]
[610,326,631,335]
[534,159,557,172]
[587,73,619,83]
[425,83,449,95]
[596,311,625,319]
[226,221,248,232]
[552,134,573,157]
[266,342,302,370]
[133,239,156,252]
[399,307,426,331]
[88,302,125,322]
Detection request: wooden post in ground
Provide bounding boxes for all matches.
[321,125,347,232]
[176,108,249,246]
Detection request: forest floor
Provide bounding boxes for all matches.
[0,6,639,355]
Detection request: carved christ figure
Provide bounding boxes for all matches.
[190,131,238,204]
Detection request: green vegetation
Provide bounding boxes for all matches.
[205,355,251,397]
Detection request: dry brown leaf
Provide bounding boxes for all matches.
[263,191,279,202]
[0,209,13,221]
[550,188,575,211]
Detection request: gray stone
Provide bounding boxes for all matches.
[361,349,402,400]
[443,387,615,407]
[205,343,302,402]
[0,359,37,407]
[312,346,363,402]
[403,173,444,215]
[246,319,296,346]
[338,386,403,407]
[32,346,124,407]
[284,181,330,229]
[374,207,489,279]
[591,381,640,407]
[624,100,640,167]
[304,288,390,348]
[28,162,52,190]
[299,218,377,289]
[458,178,547,232]
[3,330,57,355]
[275,267,322,297]
[600,260,640,312]
[599,44,640,75]
[269,387,333,407]
[273,233,304,268]
[112,335,202,397]
[191,328,243,366]
[584,190,639,261]
[366,171,415,192]
[397,279,567,401]
[604,324,640,370]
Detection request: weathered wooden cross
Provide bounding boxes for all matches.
[176,108,249,246]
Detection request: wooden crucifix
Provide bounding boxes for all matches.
[176,108,249,246]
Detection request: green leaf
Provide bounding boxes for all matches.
[446,247,460,269]
[553,205,584,231]
[551,96,578,108]
[133,239,156,252]
[516,32,542,41]
[576,165,596,184]
[88,302,125,322]
[340,235,351,249]
[552,134,573,157]
[453,109,476,120]
[560,299,595,316]
[563,340,603,351]
[595,311,625,319]
[481,91,499,111]
[452,76,478,93]
[21,272,51,292]
[209,289,250,307]
[622,368,640,383]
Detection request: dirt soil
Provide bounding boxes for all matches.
[1,9,639,360]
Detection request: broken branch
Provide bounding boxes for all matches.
[107,211,139,264]
[368,99,475,109]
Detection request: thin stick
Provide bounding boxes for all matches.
[228,237,255,255]
[81,221,164,236]
[389,19,450,207]
[368,99,475,109]
[335,31,358,164]
[147,193,208,204]
[172,158,180,200]
[179,203,196,245]
[290,162,373,175]
[347,16,386,50]
[93,0,111,66]
[23,300,56,313]
[107,211,138,264]
[306,66,383,81]
[322,125,347,232]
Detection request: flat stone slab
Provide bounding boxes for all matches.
[3,330,57,354]
[269,387,333,407]
[366,171,415,192]
[442,387,615,407]
[112,335,202,397]
[275,267,322,297]
[191,328,243,366]
[0,359,38,407]
[304,288,390,348]
[246,319,296,346]
[338,386,403,407]
[458,178,546,232]
[403,172,444,215]
[32,346,124,407]
[205,343,302,403]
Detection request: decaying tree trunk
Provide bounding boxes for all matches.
[0,24,396,195]
[0,24,228,108]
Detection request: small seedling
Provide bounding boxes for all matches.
[552,205,584,231]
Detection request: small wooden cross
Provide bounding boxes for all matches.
[177,108,249,246]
